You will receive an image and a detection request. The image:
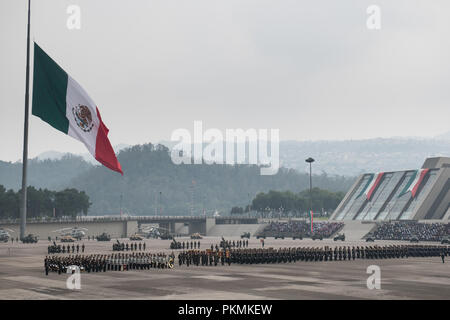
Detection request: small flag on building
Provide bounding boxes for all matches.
[32,43,123,174]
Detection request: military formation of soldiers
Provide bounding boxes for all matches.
[113,242,146,251]
[220,238,249,249]
[173,240,201,250]
[44,252,174,275]
[44,241,449,275]
[227,244,449,264]
[178,249,231,267]
[48,242,85,254]
[176,244,449,266]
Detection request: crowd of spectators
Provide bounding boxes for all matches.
[371,221,450,241]
[260,221,344,238]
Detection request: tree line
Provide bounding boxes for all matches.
[70,143,355,215]
[230,188,345,217]
[0,185,91,219]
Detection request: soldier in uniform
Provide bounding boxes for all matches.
[139,243,142,251]
[44,256,49,275]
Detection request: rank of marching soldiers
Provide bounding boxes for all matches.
[178,304,273,317]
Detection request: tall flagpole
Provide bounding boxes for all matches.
[20,0,31,240]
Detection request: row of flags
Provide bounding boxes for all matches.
[357,169,430,201]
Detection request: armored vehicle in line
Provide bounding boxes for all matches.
[240,232,250,239]
[333,234,345,241]
[22,234,38,243]
[96,232,111,241]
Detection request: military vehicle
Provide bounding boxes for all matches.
[441,237,449,244]
[311,234,323,240]
[240,232,250,239]
[113,240,125,251]
[22,234,38,243]
[190,233,202,240]
[96,232,111,241]
[137,225,172,239]
[160,233,173,240]
[60,235,76,242]
[48,241,62,254]
[333,233,345,241]
[292,235,303,240]
[170,239,182,250]
[52,227,87,240]
[410,236,419,243]
[129,234,144,241]
[0,228,14,242]
[366,237,375,242]
[274,235,285,239]
[256,234,266,239]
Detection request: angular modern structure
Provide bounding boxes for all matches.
[331,157,450,221]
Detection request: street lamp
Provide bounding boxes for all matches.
[159,191,162,216]
[305,157,315,233]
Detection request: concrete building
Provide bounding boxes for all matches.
[331,157,450,221]
[0,216,260,239]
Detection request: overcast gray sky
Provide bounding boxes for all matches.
[1,0,450,162]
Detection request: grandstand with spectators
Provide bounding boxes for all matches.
[255,221,344,239]
[331,157,450,221]
[367,221,450,242]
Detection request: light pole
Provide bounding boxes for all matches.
[305,157,315,233]
[159,191,162,216]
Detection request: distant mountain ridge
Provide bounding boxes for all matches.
[35,144,131,164]
[159,137,450,176]
[2,136,449,215]
[15,137,450,182]
[435,131,450,140]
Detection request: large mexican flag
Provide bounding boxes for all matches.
[32,43,123,174]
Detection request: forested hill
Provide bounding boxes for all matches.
[69,144,356,215]
[0,155,93,191]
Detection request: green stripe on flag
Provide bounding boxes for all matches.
[398,170,418,197]
[356,174,374,199]
[32,42,69,134]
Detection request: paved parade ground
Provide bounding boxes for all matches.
[0,237,449,300]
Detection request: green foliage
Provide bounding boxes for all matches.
[0,154,93,190]
[70,143,355,215]
[0,186,91,219]
[251,188,345,215]
[230,206,244,214]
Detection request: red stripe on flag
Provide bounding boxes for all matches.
[411,169,429,198]
[94,107,123,175]
[367,172,384,200]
